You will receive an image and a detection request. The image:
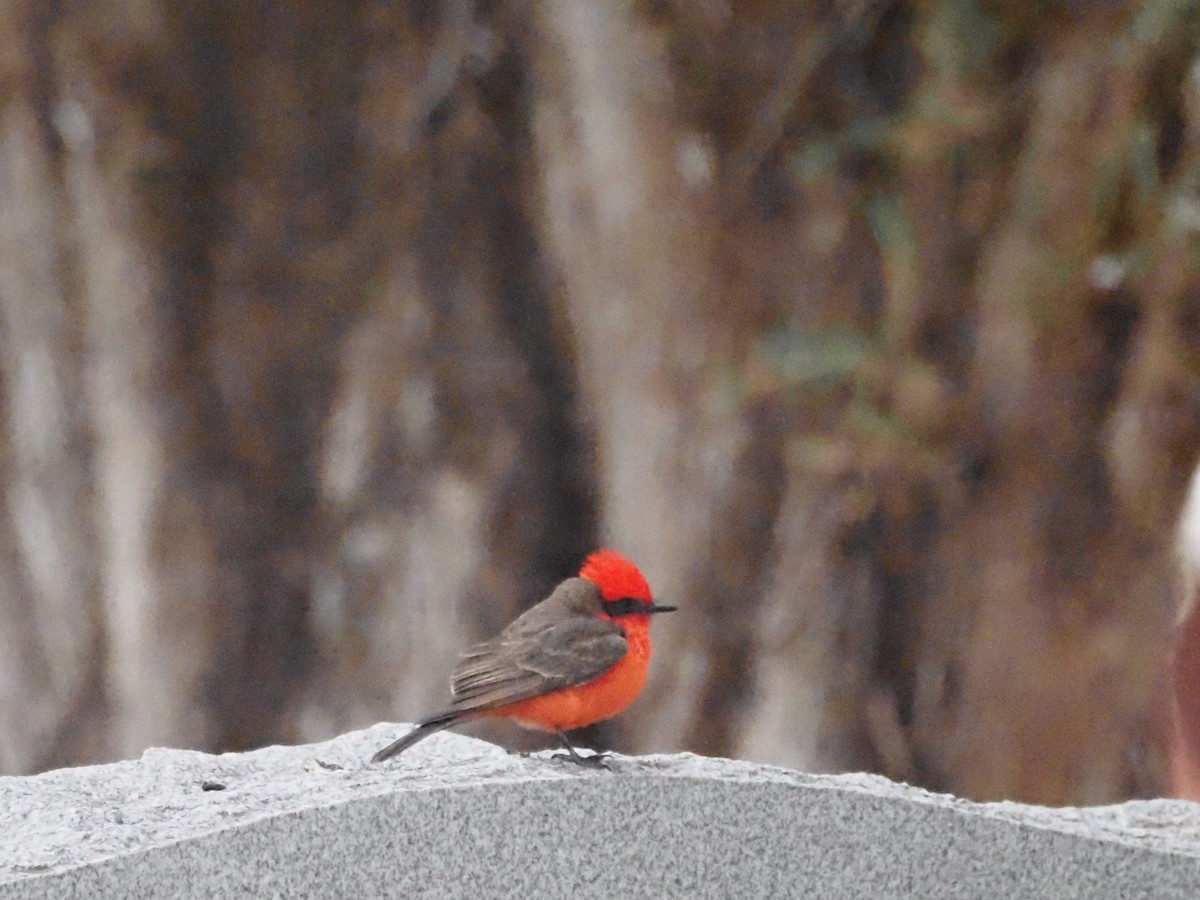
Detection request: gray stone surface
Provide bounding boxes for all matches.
[1,724,1199,898]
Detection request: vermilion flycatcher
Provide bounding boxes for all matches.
[371,549,675,764]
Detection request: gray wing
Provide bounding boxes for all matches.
[448,578,628,712]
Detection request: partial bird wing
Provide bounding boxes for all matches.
[448,578,627,712]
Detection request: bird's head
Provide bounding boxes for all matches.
[579,548,676,620]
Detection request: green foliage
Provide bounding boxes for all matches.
[759,322,872,397]
[1131,0,1200,45]
[923,0,1005,81]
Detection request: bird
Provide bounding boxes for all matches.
[370,548,675,765]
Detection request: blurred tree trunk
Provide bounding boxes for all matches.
[303,0,600,748]
[0,7,102,772]
[528,0,756,753]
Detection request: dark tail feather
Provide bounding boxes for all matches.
[370,711,464,763]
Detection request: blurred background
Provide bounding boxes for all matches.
[2,0,1200,806]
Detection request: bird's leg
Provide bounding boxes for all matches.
[552,730,610,768]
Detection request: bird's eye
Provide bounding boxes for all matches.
[603,597,645,617]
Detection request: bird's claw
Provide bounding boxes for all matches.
[551,750,611,769]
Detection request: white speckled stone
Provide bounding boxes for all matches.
[2,725,1199,898]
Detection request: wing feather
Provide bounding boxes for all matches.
[447,578,627,712]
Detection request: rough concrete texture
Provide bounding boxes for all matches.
[2,725,1199,899]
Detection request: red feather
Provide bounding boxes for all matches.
[578,548,652,601]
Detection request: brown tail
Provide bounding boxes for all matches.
[370,710,465,763]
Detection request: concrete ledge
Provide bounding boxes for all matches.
[2,725,1199,898]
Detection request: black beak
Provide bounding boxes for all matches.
[647,604,677,614]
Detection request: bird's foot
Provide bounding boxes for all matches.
[551,730,611,768]
[551,749,611,769]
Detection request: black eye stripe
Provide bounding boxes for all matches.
[603,597,648,617]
